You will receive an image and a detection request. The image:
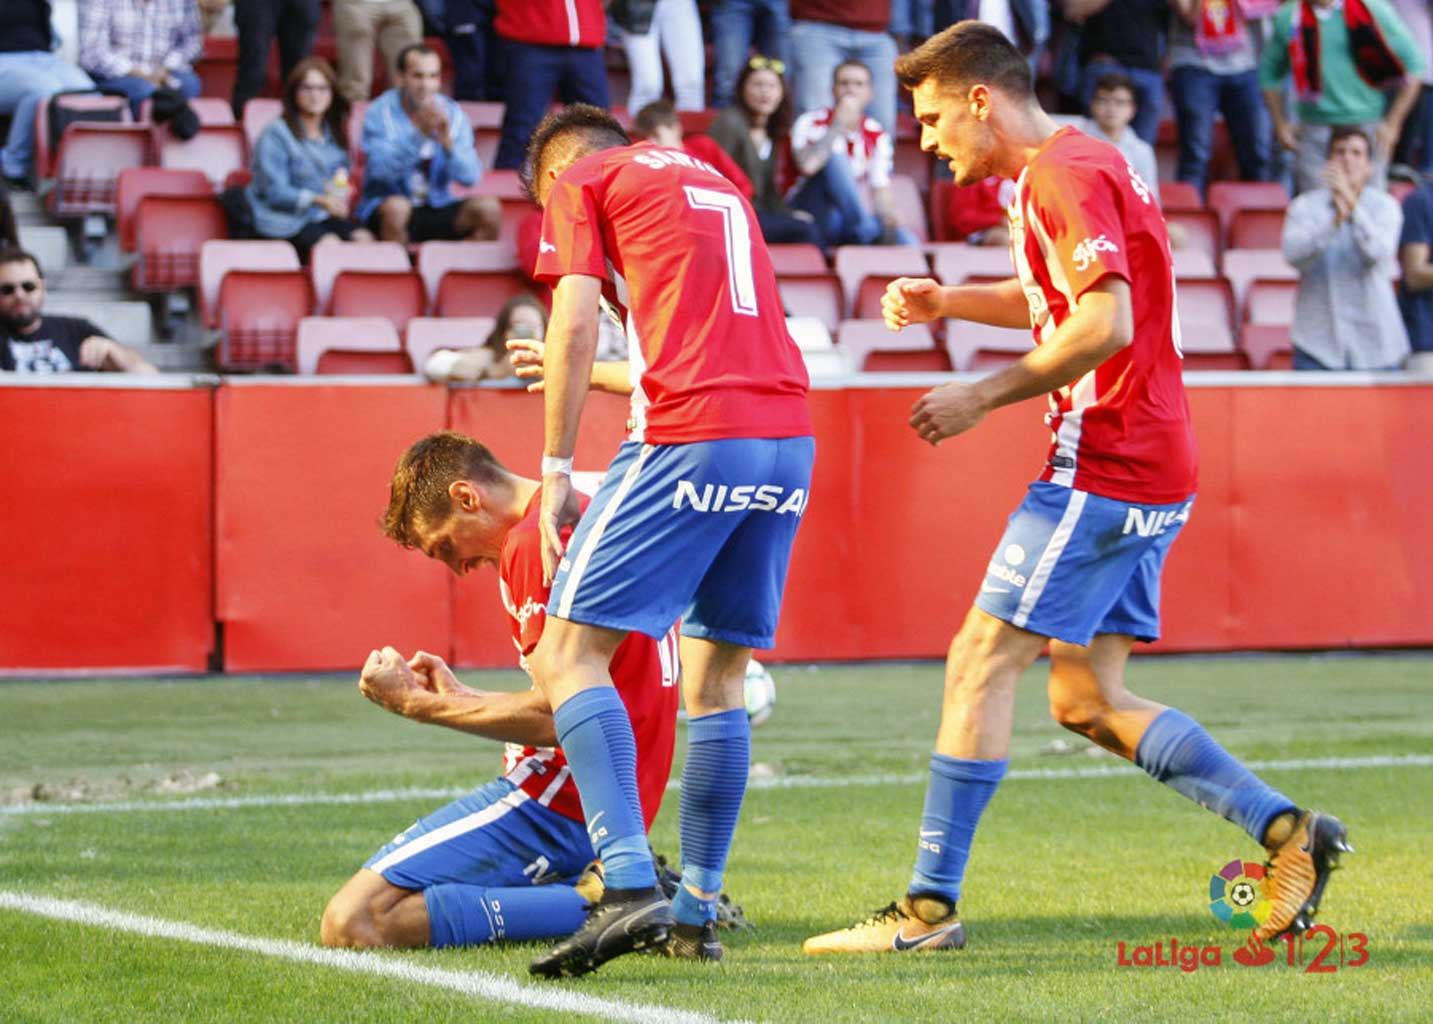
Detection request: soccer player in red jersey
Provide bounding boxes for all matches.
[804,22,1349,955]
[520,105,815,976]
[319,432,678,951]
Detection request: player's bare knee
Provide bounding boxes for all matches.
[1049,692,1109,735]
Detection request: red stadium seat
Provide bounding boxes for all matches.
[931,243,1015,285]
[330,271,426,331]
[199,239,302,327]
[459,101,505,130]
[776,273,845,333]
[48,124,154,218]
[241,98,283,150]
[888,174,930,244]
[435,269,532,318]
[195,35,240,100]
[1222,249,1296,318]
[33,92,132,181]
[893,135,932,190]
[837,320,941,371]
[1171,248,1217,278]
[310,239,411,310]
[416,240,520,306]
[944,318,1030,371]
[406,316,496,372]
[139,96,235,126]
[835,245,929,318]
[1164,209,1221,268]
[1244,279,1297,325]
[1175,276,1236,352]
[1159,180,1203,210]
[296,316,410,375]
[116,167,212,252]
[132,195,228,292]
[159,125,247,188]
[1207,181,1289,236]
[1228,209,1285,250]
[928,180,955,242]
[472,169,526,199]
[475,126,501,171]
[767,244,827,275]
[217,269,313,370]
[677,109,719,135]
[1239,323,1293,369]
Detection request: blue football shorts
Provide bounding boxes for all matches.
[974,481,1195,645]
[548,436,816,649]
[363,779,594,890]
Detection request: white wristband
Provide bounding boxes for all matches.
[541,455,573,477]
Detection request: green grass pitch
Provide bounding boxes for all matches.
[2,655,1431,1023]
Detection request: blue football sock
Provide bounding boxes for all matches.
[424,883,589,947]
[908,754,1008,905]
[1135,708,1297,844]
[553,687,654,890]
[674,708,750,925]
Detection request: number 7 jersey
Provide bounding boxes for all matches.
[535,141,812,444]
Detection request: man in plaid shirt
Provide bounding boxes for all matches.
[80,0,202,118]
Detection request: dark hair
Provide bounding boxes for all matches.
[483,293,548,355]
[1092,72,1136,101]
[381,431,508,546]
[0,184,17,248]
[281,57,349,150]
[0,247,41,277]
[894,21,1033,99]
[1328,125,1371,156]
[522,104,630,203]
[396,43,440,75]
[733,58,794,144]
[633,99,680,140]
[833,59,872,85]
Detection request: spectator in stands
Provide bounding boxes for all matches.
[1167,0,1273,197]
[1065,0,1168,145]
[491,0,608,170]
[357,43,500,245]
[1389,0,1433,175]
[945,176,1014,247]
[633,101,755,199]
[0,0,95,190]
[710,0,792,108]
[928,0,1051,68]
[0,185,18,247]
[1260,0,1425,194]
[333,0,423,104]
[1081,72,1160,193]
[1396,175,1433,364]
[214,0,323,118]
[0,249,158,374]
[78,0,203,119]
[1282,126,1410,369]
[422,293,546,381]
[248,58,374,261]
[613,0,706,114]
[436,0,502,101]
[707,57,824,245]
[789,1,899,137]
[788,59,918,246]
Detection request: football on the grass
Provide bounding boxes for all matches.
[744,659,776,726]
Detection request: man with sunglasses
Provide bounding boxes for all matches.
[0,249,157,374]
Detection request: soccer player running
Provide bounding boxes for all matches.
[520,105,815,976]
[320,431,679,951]
[804,22,1349,956]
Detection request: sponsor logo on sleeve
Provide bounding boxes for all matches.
[1072,234,1119,272]
[539,239,557,254]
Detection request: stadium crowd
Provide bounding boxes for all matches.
[3,0,1433,374]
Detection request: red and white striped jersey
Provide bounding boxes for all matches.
[1007,127,1198,504]
[790,107,893,190]
[498,489,678,829]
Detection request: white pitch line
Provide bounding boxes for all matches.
[0,891,749,1024]
[2,753,1428,817]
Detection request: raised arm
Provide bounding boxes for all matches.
[883,275,1032,330]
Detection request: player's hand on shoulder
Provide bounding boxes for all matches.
[910,381,989,445]
[359,646,430,719]
[507,336,546,391]
[883,277,942,330]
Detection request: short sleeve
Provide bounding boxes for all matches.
[500,530,550,657]
[1029,161,1132,298]
[533,160,608,287]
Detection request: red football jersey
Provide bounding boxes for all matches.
[534,142,812,444]
[1009,127,1198,504]
[493,0,605,48]
[498,490,679,829]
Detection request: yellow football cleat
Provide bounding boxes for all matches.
[1254,810,1352,942]
[803,895,966,955]
[573,859,605,906]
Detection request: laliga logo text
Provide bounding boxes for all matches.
[1116,937,1222,973]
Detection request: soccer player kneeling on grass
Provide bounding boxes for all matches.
[319,432,678,951]
[803,23,1350,956]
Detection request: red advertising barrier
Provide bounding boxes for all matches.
[214,381,449,672]
[0,382,214,672]
[3,378,1430,674]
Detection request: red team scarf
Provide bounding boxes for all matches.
[1289,0,1406,103]
[1196,0,1280,56]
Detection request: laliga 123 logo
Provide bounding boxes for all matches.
[1208,858,1273,931]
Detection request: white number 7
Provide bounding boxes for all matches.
[684,185,759,317]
